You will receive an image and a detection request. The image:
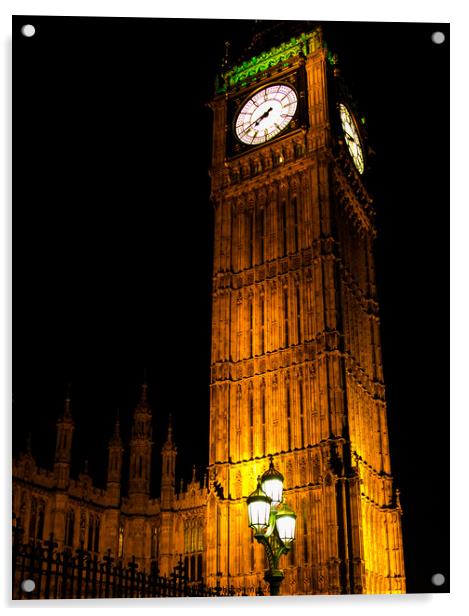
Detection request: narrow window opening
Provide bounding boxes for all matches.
[296,285,301,344]
[36,505,44,541]
[260,294,265,355]
[283,288,289,347]
[259,208,265,263]
[87,516,94,552]
[261,383,266,456]
[281,200,287,256]
[292,196,299,252]
[249,299,253,358]
[299,381,305,449]
[94,518,100,553]
[197,554,203,580]
[249,386,254,458]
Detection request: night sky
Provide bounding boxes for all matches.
[13,17,448,594]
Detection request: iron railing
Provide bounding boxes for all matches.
[12,523,265,599]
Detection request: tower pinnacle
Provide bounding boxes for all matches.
[63,382,73,420]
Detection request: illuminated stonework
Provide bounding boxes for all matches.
[207,25,406,594]
[217,30,322,93]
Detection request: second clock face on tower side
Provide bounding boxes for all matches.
[235,84,298,146]
[339,103,365,174]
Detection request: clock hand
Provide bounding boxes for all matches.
[254,107,273,127]
[240,107,274,137]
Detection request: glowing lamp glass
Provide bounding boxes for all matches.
[261,477,283,505]
[248,498,271,532]
[247,478,272,533]
[275,502,296,544]
[261,457,284,506]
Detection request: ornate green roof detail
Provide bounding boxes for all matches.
[216,28,324,94]
[326,50,338,66]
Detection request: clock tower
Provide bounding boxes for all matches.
[206,25,405,594]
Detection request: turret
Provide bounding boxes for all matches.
[107,411,124,503]
[161,414,177,509]
[128,381,153,507]
[54,385,75,489]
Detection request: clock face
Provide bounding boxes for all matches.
[235,84,298,146]
[339,103,364,174]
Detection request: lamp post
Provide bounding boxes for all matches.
[246,455,297,596]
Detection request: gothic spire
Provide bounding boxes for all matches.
[162,414,176,452]
[136,373,150,412]
[109,409,122,446]
[167,413,173,443]
[62,382,73,420]
[140,381,148,404]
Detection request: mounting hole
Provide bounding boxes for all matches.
[21,579,35,593]
[431,31,445,45]
[21,24,36,38]
[431,573,445,587]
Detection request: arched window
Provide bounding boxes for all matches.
[246,210,254,268]
[303,511,309,563]
[151,526,158,560]
[296,285,301,344]
[249,384,254,458]
[292,196,299,252]
[65,509,75,547]
[283,288,289,347]
[190,555,196,581]
[28,499,37,540]
[249,297,253,358]
[37,504,45,541]
[260,292,265,355]
[280,199,288,256]
[87,515,94,551]
[257,206,265,264]
[93,517,100,553]
[299,379,305,449]
[118,525,124,558]
[261,381,266,456]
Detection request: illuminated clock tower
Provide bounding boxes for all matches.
[206,25,406,595]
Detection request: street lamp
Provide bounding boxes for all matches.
[247,455,297,596]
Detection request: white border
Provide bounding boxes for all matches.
[1,1,463,615]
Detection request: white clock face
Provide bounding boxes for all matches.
[235,84,298,145]
[339,103,364,174]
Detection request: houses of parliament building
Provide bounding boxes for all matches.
[12,24,406,595]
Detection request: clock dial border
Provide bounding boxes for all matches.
[225,67,307,159]
[234,83,298,146]
[339,102,365,174]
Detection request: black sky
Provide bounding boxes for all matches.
[13,17,448,594]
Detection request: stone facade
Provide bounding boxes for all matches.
[12,387,209,585]
[205,25,405,594]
